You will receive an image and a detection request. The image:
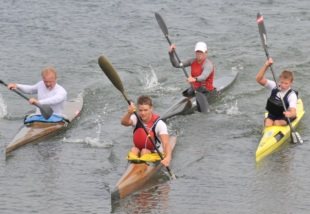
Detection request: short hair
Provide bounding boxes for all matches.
[41,66,57,79]
[137,95,153,106]
[279,70,294,82]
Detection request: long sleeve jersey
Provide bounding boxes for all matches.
[17,81,67,116]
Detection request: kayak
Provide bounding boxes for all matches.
[255,99,305,162]
[161,70,239,120]
[5,96,83,157]
[111,136,177,203]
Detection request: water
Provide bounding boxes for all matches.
[0,0,310,213]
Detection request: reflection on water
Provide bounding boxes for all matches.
[112,181,171,214]
[253,146,298,213]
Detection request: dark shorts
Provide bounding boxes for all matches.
[267,113,296,122]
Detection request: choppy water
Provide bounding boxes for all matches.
[0,0,310,213]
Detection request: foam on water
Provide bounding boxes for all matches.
[62,136,113,148]
[0,94,7,118]
[215,99,241,115]
[142,65,181,95]
[144,65,159,89]
[226,100,240,115]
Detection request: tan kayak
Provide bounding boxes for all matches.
[111,136,177,202]
[5,96,83,157]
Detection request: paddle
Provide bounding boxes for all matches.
[0,80,53,119]
[257,12,303,144]
[98,55,176,179]
[155,12,209,113]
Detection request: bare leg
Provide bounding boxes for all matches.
[131,147,140,156]
[140,148,151,156]
[264,118,274,127]
[274,119,287,126]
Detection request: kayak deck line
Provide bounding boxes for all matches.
[255,99,305,162]
[111,136,177,203]
[5,96,83,157]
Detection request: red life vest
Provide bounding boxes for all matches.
[191,59,215,91]
[133,114,160,150]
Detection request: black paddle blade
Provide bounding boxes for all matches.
[196,91,209,113]
[167,168,177,180]
[98,55,130,104]
[98,55,125,94]
[155,12,169,37]
[38,104,53,119]
[291,131,303,144]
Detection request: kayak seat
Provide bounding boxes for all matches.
[24,114,67,124]
[127,151,139,160]
[127,151,165,163]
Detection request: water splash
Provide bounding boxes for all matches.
[61,103,114,148]
[226,100,240,115]
[62,136,113,148]
[141,65,181,96]
[231,64,244,74]
[144,65,159,89]
[215,100,241,115]
[0,94,7,118]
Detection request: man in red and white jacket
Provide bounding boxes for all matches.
[169,41,215,97]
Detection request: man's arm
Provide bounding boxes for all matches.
[168,44,193,68]
[196,59,213,81]
[256,58,273,86]
[156,120,171,167]
[39,87,67,105]
[169,52,193,69]
[121,102,135,126]
[169,52,180,68]
[284,107,297,119]
[15,83,39,94]
[160,134,172,167]
[284,93,298,118]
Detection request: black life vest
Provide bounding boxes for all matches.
[265,88,297,117]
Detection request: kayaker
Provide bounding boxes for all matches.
[7,67,67,118]
[121,95,172,167]
[256,58,298,127]
[168,41,216,97]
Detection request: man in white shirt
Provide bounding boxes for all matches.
[8,67,67,117]
[121,95,172,167]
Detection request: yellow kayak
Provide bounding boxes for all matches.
[256,99,305,162]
